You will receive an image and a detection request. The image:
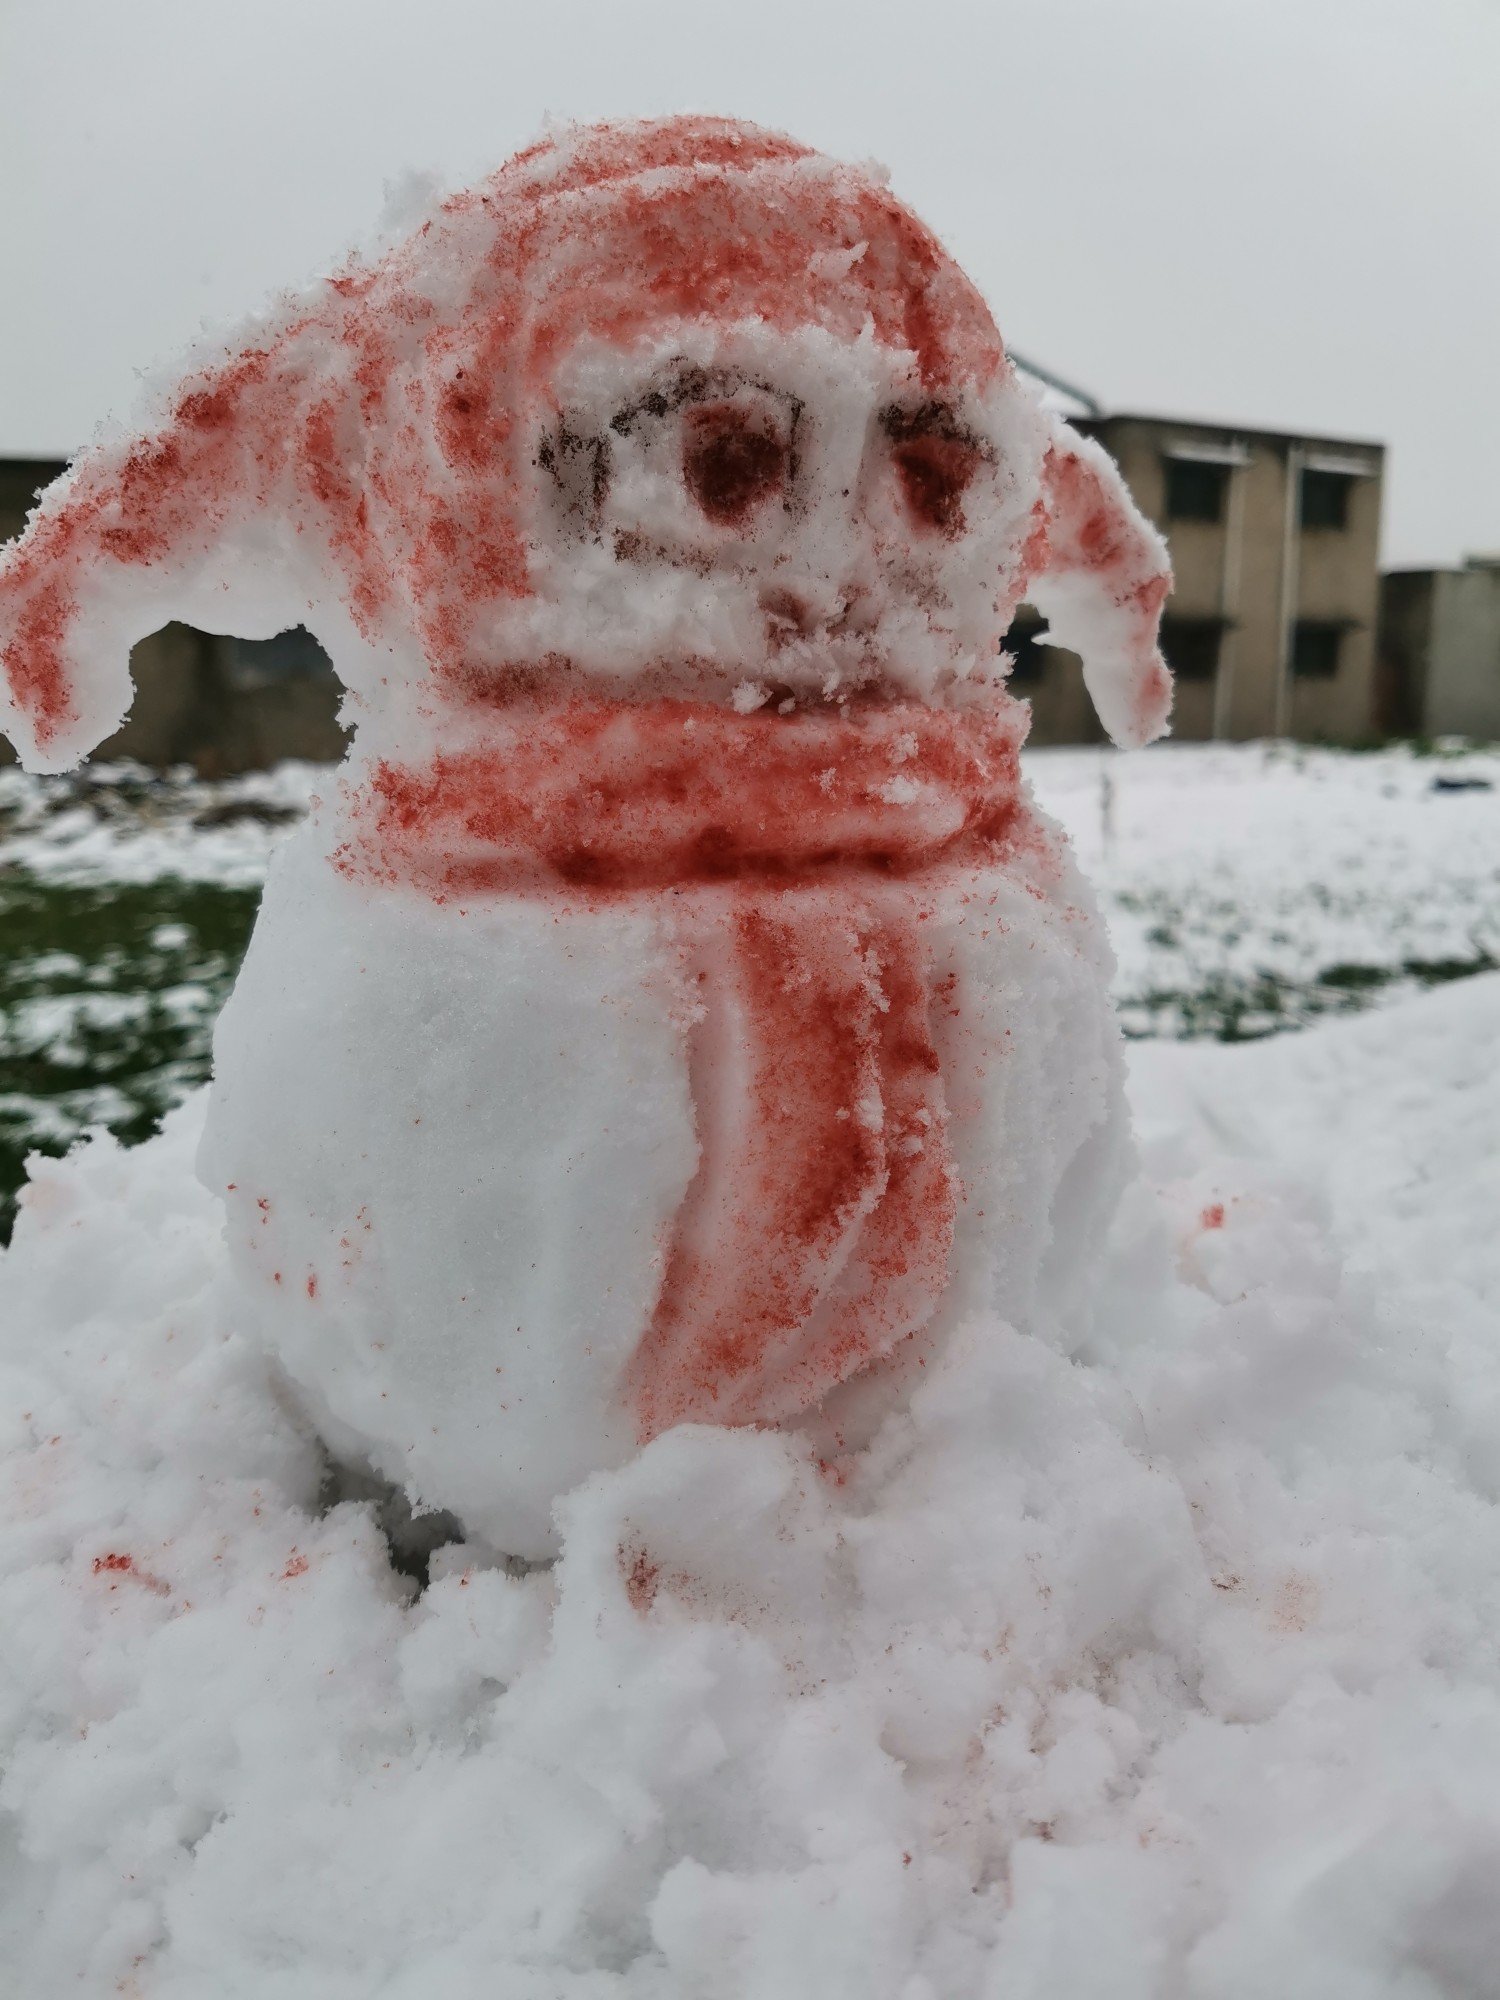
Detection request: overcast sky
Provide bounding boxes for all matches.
[2,0,1496,567]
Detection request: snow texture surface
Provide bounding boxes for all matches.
[3,975,1500,1995]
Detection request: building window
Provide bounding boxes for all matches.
[1002,617,1048,683]
[1292,620,1344,677]
[1159,616,1223,680]
[1300,468,1352,530]
[1164,458,1228,523]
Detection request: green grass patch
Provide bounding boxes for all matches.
[0,871,259,1239]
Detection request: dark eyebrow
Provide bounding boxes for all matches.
[879,401,985,451]
[609,363,803,440]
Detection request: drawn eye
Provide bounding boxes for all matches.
[883,406,984,536]
[682,404,788,526]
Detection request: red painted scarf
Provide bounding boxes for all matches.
[344,697,1027,1437]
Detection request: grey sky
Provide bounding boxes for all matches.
[2,0,1496,567]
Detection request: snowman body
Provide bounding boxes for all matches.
[204,761,1125,1556]
[0,118,1173,1559]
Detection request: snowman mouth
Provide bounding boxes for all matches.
[341,695,1028,901]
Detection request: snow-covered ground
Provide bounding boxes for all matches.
[1,741,1499,1995]
[2,967,1498,1995]
[1029,739,1500,1035]
[0,759,324,890]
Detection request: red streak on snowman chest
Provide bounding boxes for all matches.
[343,696,1029,1435]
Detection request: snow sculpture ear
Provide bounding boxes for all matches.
[0,343,379,775]
[1024,426,1174,749]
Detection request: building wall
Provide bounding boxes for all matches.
[1290,449,1384,743]
[1381,560,1500,741]
[1374,568,1432,736]
[1017,415,1384,747]
[1428,563,1500,739]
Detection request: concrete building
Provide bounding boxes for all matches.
[1379,557,1500,741]
[1009,403,1387,746]
[0,456,346,772]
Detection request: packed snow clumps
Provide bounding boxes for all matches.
[0,115,1174,1551]
[5,978,1500,1994]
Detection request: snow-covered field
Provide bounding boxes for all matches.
[2,740,1500,1994]
[1029,739,1500,1036]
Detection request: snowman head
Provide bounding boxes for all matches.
[0,116,1171,771]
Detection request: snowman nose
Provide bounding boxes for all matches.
[761,587,819,637]
[761,580,865,642]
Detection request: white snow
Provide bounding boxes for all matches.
[1028,741,1500,1033]
[0,760,325,889]
[2,966,1498,1994]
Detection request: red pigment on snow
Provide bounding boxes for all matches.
[348,695,1027,1437]
[92,1552,170,1597]
[621,1546,660,1614]
[353,698,1025,899]
[893,432,980,534]
[281,1553,310,1580]
[1031,442,1174,744]
[0,116,1004,750]
[1200,1202,1226,1231]
[682,404,788,525]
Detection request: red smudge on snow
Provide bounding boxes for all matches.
[621,1545,660,1614]
[1200,1202,1226,1231]
[627,893,960,1436]
[281,1552,310,1580]
[0,116,1006,754]
[346,694,1028,1437]
[306,1272,319,1300]
[92,1552,170,1597]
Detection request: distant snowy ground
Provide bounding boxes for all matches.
[1,742,1499,1994]
[1029,739,1500,1035]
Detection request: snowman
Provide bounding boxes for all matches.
[0,117,1172,1557]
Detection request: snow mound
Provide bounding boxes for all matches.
[5,977,1500,1996]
